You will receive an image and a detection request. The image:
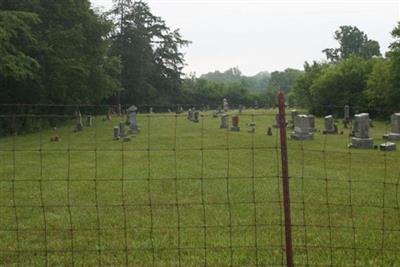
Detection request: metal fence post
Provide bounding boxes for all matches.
[278,91,294,267]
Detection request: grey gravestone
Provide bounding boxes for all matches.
[309,115,316,132]
[343,105,350,128]
[118,104,122,116]
[291,114,313,140]
[74,111,83,132]
[230,114,240,131]
[350,113,373,149]
[189,108,196,121]
[323,115,337,134]
[380,142,396,151]
[383,113,400,141]
[187,109,192,120]
[248,122,256,133]
[149,107,153,114]
[220,114,229,129]
[106,109,112,120]
[127,105,140,134]
[86,115,93,127]
[291,110,298,123]
[113,126,120,140]
[223,98,229,112]
[212,110,218,118]
[119,122,126,138]
[176,105,183,114]
[193,111,200,123]
[238,105,243,114]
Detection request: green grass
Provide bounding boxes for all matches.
[0,109,400,266]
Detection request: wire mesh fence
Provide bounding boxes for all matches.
[0,100,399,266]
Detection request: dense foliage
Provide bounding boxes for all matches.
[292,23,400,116]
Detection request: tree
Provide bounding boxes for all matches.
[323,26,381,62]
[109,0,189,104]
[0,11,40,81]
[0,0,121,104]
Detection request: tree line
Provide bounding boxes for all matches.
[291,24,400,116]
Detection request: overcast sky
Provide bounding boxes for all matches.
[91,0,400,76]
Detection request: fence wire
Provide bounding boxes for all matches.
[0,104,399,266]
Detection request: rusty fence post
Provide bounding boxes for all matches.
[278,91,294,267]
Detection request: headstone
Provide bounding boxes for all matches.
[267,127,273,136]
[189,108,196,121]
[118,104,122,116]
[383,113,400,141]
[187,109,192,120]
[238,105,243,114]
[248,122,256,133]
[323,115,337,134]
[106,108,112,120]
[87,115,93,127]
[350,113,373,149]
[193,110,200,123]
[220,114,229,129]
[113,126,120,140]
[223,98,229,112]
[74,111,83,132]
[291,110,298,123]
[230,114,240,131]
[176,105,183,114]
[149,107,153,114]
[119,122,125,138]
[212,110,218,118]
[289,110,298,129]
[50,135,61,142]
[380,142,396,151]
[343,105,350,128]
[127,105,140,134]
[168,109,172,113]
[309,115,316,132]
[291,114,313,140]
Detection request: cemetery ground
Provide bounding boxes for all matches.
[0,109,400,266]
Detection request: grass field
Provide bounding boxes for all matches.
[0,109,399,266]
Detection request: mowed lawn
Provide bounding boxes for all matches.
[0,109,399,266]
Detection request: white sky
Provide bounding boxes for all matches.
[91,0,400,76]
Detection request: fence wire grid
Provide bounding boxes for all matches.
[0,102,399,267]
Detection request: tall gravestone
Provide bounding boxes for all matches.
[113,126,120,140]
[86,115,93,128]
[149,107,153,114]
[119,122,126,138]
[309,115,316,132]
[220,114,229,129]
[343,105,350,128]
[127,105,140,134]
[212,110,218,118]
[350,113,373,148]
[74,111,83,132]
[230,114,240,131]
[291,114,313,140]
[323,115,337,134]
[223,98,229,112]
[383,113,400,140]
[187,109,192,120]
[193,110,200,123]
[118,104,122,117]
[289,110,298,129]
